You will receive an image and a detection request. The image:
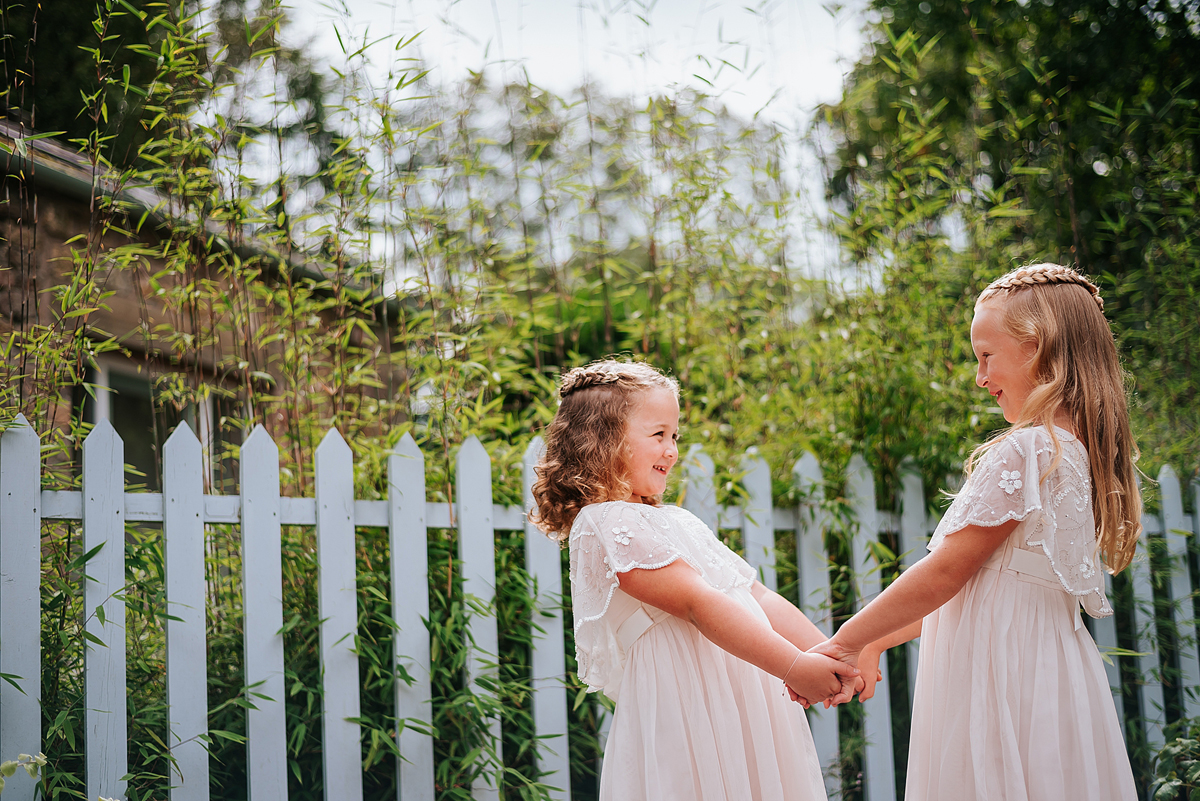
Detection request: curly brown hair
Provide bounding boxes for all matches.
[530,360,680,540]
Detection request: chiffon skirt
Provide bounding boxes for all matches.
[600,587,827,801]
[908,566,1137,800]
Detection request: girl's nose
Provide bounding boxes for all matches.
[976,366,987,389]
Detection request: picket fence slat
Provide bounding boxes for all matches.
[83,420,129,801]
[0,415,42,801]
[7,419,1195,801]
[1093,575,1125,731]
[742,450,777,591]
[457,436,502,801]
[163,424,210,801]
[315,430,364,801]
[847,454,896,801]
[793,452,840,799]
[524,437,572,800]
[241,425,288,801]
[390,434,435,801]
[1160,465,1200,718]
[1130,516,1166,750]
[681,444,719,534]
[897,462,925,706]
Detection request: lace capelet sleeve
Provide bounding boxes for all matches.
[568,502,755,696]
[930,427,1111,617]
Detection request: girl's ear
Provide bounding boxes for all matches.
[1021,337,1040,364]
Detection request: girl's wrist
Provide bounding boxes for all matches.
[781,647,804,683]
[829,633,859,658]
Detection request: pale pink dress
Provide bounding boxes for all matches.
[909,426,1137,800]
[570,501,827,801]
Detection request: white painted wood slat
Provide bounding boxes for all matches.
[314,430,364,801]
[681,444,719,535]
[456,436,502,801]
[741,449,776,591]
[1159,465,1200,718]
[390,434,434,801]
[163,423,211,801]
[83,420,129,801]
[793,452,840,799]
[240,425,288,801]
[0,415,42,801]
[1092,574,1125,732]
[1130,524,1166,750]
[897,462,925,706]
[523,437,571,800]
[846,454,896,801]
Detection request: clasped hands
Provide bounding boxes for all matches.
[784,639,883,709]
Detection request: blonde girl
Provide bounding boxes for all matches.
[532,360,857,801]
[813,264,1140,799]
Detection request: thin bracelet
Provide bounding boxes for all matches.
[781,649,803,684]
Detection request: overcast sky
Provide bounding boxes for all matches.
[279,0,870,124]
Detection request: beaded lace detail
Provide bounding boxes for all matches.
[930,426,1112,618]
[569,501,756,695]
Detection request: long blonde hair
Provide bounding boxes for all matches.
[972,264,1142,573]
[530,360,680,540]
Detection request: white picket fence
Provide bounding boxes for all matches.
[0,414,1198,801]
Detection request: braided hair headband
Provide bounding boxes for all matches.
[558,361,676,399]
[982,264,1105,312]
[559,365,626,398]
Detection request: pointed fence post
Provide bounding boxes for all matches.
[315,429,364,801]
[681,444,718,535]
[742,448,776,590]
[523,437,571,800]
[897,459,925,705]
[1160,465,1200,718]
[793,452,839,799]
[457,436,502,801]
[83,420,128,801]
[0,415,42,801]
[241,425,288,801]
[846,454,895,801]
[1130,498,1165,750]
[389,433,434,801]
[163,423,210,801]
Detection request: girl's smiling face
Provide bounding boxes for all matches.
[623,387,680,501]
[971,301,1039,424]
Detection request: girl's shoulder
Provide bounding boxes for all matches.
[986,425,1084,464]
[571,500,679,537]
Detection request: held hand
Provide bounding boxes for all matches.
[783,652,859,707]
[855,644,884,702]
[807,638,870,707]
[808,637,861,668]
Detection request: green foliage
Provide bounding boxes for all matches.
[1152,718,1200,801]
[820,0,1200,482]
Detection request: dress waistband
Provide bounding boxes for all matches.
[981,544,1082,630]
[615,605,657,653]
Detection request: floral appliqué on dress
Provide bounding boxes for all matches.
[999,470,1023,494]
[612,526,634,546]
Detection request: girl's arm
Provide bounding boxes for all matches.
[618,560,859,704]
[816,519,1018,664]
[751,582,827,650]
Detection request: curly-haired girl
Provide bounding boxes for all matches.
[532,359,854,801]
